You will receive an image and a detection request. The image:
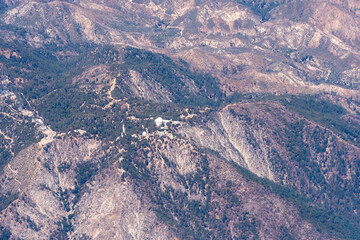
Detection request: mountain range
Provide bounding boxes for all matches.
[0,0,360,239]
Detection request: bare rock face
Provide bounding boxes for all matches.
[178,100,360,217]
[178,103,283,179]
[0,129,341,239]
[71,168,173,240]
[2,0,360,99]
[308,1,360,45]
[114,132,336,240]
[0,137,103,239]
[1,0,360,239]
[0,137,174,239]
[0,145,39,200]
[124,70,173,103]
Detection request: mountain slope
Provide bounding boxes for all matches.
[1,0,360,239]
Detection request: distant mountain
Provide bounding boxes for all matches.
[0,1,360,239]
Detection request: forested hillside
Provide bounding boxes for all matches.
[1,0,360,239]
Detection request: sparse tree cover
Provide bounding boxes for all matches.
[1,42,360,239]
[1,41,360,239]
[1,0,360,239]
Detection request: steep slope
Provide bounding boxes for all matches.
[1,0,360,96]
[1,0,360,239]
[179,97,360,216]
[0,42,359,239]
[0,132,341,240]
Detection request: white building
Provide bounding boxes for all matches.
[154,117,177,128]
[155,117,164,127]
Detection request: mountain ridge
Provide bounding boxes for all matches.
[1,0,360,239]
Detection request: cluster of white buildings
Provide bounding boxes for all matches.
[116,116,181,141]
[154,117,180,129]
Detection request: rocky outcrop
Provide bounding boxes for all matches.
[0,136,176,239]
[1,0,360,239]
[2,0,360,100]
[124,70,173,103]
[178,101,360,217]
[71,167,173,240]
[0,130,342,239]
[0,137,104,239]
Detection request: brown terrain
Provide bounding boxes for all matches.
[0,0,360,239]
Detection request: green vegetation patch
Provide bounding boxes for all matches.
[0,105,39,174]
[281,95,360,146]
[228,157,360,240]
[0,40,119,101]
[120,141,260,239]
[0,225,12,240]
[235,0,287,20]
[0,193,19,212]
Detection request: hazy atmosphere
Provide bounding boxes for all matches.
[0,0,360,239]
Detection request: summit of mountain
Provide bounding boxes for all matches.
[1,1,360,239]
